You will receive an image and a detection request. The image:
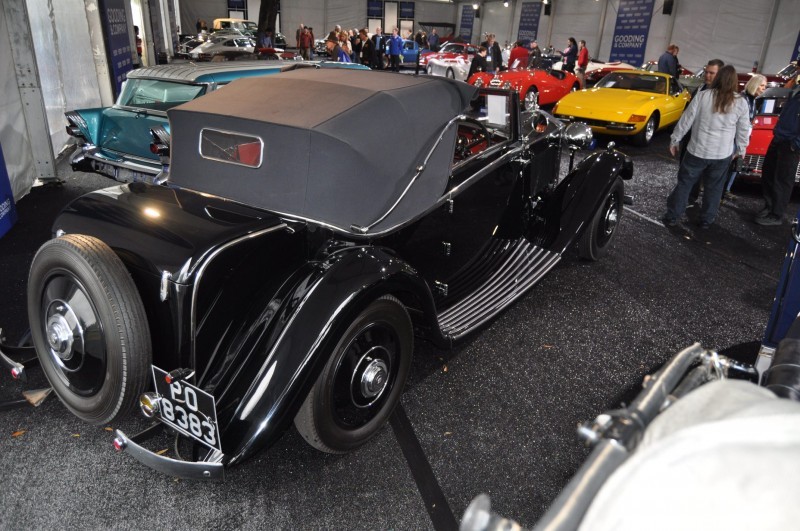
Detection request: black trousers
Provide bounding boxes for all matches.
[761,139,800,216]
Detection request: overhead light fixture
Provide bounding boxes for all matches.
[473,2,479,9]
[543,0,549,4]
[504,1,509,6]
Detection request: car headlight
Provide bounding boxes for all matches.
[628,114,647,123]
[473,77,484,87]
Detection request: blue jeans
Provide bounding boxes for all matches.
[665,152,732,224]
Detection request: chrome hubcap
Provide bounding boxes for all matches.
[604,202,619,236]
[351,346,392,408]
[360,359,389,399]
[646,119,655,140]
[45,300,84,369]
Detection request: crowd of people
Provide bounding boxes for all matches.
[289,23,800,229]
[659,48,800,229]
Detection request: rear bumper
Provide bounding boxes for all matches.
[70,144,161,183]
[113,429,225,480]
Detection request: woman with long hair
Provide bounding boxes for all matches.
[662,65,752,229]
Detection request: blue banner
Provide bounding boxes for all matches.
[400,2,414,19]
[459,5,474,43]
[793,30,800,62]
[367,0,383,19]
[608,0,655,66]
[517,2,541,43]
[99,0,134,97]
[0,143,17,239]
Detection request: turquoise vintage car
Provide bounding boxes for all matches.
[66,62,290,183]
[66,61,368,183]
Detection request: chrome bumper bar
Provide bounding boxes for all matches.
[71,145,160,177]
[113,429,225,481]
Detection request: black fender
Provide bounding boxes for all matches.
[528,148,632,252]
[217,245,435,465]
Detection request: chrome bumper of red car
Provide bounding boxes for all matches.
[113,429,225,481]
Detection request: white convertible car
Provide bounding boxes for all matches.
[425,55,472,80]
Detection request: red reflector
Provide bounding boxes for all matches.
[112,438,126,452]
[11,367,22,379]
[165,374,173,384]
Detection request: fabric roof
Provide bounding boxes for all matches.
[167,69,477,235]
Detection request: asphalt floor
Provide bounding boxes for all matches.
[0,130,794,530]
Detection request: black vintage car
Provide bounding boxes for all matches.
[12,69,632,479]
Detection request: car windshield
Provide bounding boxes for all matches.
[243,22,257,31]
[440,43,463,54]
[596,72,667,94]
[757,96,788,115]
[117,79,207,112]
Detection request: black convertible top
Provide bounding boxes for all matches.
[168,68,477,233]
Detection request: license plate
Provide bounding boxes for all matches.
[95,162,118,179]
[152,366,221,452]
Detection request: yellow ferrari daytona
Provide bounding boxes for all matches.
[553,70,691,146]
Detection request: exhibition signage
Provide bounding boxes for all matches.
[0,143,17,239]
[793,30,800,62]
[459,5,475,43]
[608,0,655,66]
[367,1,383,18]
[517,2,541,43]
[399,2,415,19]
[99,0,134,97]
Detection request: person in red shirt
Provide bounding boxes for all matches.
[508,41,529,69]
[576,39,590,88]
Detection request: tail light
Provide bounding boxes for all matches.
[149,126,171,158]
[65,111,88,139]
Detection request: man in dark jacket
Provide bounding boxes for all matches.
[325,31,345,62]
[755,87,800,225]
[657,45,679,77]
[371,27,385,69]
[468,46,489,79]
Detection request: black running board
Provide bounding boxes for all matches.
[436,238,560,340]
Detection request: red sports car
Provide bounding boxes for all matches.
[419,41,477,68]
[739,87,800,183]
[468,67,580,109]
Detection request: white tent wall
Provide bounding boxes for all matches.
[670,0,776,72]
[545,0,604,55]
[0,4,35,200]
[179,0,226,31]
[0,0,105,201]
[763,0,799,74]
[477,2,516,46]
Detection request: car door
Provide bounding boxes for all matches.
[661,77,688,126]
[390,92,520,293]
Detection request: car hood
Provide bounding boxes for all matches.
[556,88,658,117]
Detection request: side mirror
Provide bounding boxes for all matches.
[563,122,593,150]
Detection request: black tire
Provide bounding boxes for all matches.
[632,113,658,147]
[579,179,624,261]
[523,87,539,110]
[446,67,455,79]
[27,235,151,425]
[294,295,413,453]
[426,64,433,75]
